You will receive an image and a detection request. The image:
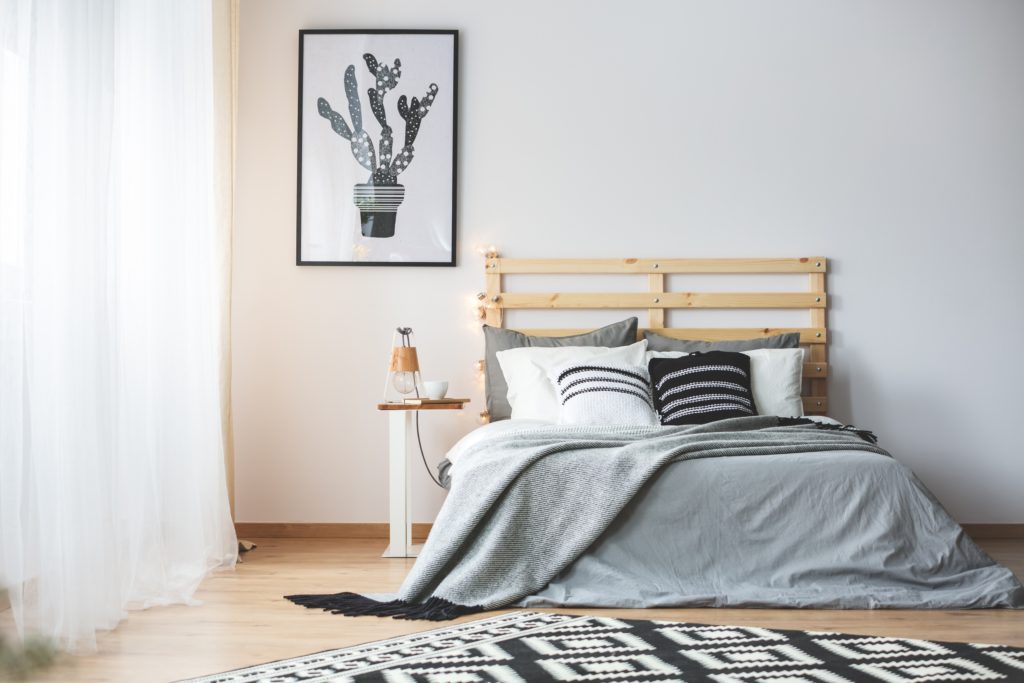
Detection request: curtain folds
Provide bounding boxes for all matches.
[212,0,239,514]
[0,0,237,652]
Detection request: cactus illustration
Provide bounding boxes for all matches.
[317,54,439,238]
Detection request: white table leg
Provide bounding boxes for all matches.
[382,410,421,558]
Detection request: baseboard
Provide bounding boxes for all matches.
[236,522,1023,542]
[961,524,1024,539]
[235,522,433,541]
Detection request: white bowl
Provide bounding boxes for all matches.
[423,380,449,400]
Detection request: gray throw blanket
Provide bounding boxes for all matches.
[287,417,888,619]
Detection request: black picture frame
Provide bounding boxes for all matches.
[296,29,458,266]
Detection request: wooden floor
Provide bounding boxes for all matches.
[11,536,1023,682]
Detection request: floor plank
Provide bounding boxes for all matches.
[10,536,1022,682]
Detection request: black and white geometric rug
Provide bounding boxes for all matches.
[181,610,1024,682]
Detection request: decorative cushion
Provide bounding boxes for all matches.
[648,351,758,425]
[496,341,647,421]
[483,318,638,421]
[643,331,800,353]
[551,363,659,426]
[648,348,804,417]
[744,348,804,417]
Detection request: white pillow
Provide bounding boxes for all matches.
[550,362,659,426]
[498,341,648,420]
[647,348,804,417]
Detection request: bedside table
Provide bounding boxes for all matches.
[376,400,470,558]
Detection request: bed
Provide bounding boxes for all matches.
[441,418,1021,610]
[459,255,1019,610]
[288,255,1024,619]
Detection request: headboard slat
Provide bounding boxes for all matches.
[490,257,827,274]
[808,272,829,406]
[803,397,828,413]
[498,292,825,310]
[512,327,827,344]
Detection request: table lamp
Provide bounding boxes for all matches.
[383,327,422,403]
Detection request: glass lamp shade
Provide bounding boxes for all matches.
[383,327,423,402]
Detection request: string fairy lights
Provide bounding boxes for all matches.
[471,245,499,425]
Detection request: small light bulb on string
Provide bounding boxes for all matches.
[478,410,491,425]
[468,292,488,324]
[477,244,499,259]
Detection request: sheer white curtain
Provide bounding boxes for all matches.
[0,0,237,652]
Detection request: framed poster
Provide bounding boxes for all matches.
[297,30,458,266]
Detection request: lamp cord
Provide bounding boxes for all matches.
[412,386,445,489]
[415,410,445,488]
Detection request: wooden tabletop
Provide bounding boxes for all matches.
[377,399,470,411]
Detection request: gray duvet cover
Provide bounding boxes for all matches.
[439,423,1022,610]
[521,449,1022,609]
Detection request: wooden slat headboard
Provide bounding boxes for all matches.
[483,255,829,415]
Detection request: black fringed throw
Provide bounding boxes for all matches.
[778,417,879,444]
[285,592,484,621]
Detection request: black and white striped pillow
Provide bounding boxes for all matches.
[648,351,757,425]
[550,363,659,426]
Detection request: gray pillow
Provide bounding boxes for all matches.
[643,330,801,353]
[484,318,639,421]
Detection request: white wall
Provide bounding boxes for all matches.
[234,0,1024,524]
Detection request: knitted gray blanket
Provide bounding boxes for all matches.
[287,417,887,619]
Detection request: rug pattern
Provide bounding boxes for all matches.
[181,610,1024,682]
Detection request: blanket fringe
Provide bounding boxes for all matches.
[778,417,878,444]
[284,592,485,621]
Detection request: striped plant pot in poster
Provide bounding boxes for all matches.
[352,182,406,238]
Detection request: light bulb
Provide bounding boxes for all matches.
[392,371,416,394]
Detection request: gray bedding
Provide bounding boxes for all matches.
[442,423,1023,610]
[523,450,1022,608]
